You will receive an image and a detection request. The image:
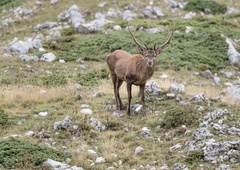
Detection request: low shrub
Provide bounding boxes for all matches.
[0,108,8,126]
[160,104,199,129]
[184,0,227,14]
[0,0,25,10]
[185,150,204,163]
[40,74,68,86]
[76,68,109,86]
[0,138,69,169]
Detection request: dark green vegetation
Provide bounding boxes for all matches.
[40,74,68,87]
[0,0,26,10]
[76,68,109,86]
[0,108,8,126]
[184,0,227,14]
[39,15,240,72]
[0,138,69,169]
[0,0,240,169]
[160,104,199,129]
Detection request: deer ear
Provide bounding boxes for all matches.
[138,46,146,54]
[155,47,164,55]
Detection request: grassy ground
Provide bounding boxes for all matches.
[0,0,240,169]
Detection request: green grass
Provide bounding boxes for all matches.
[0,0,240,169]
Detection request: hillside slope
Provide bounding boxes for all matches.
[0,0,240,169]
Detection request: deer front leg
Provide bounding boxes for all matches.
[126,80,132,116]
[116,78,124,110]
[140,84,146,116]
[110,73,121,110]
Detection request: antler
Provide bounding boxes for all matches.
[128,24,148,51]
[155,28,175,52]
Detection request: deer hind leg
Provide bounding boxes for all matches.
[140,84,146,116]
[126,80,132,116]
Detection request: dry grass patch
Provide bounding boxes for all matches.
[99,68,223,110]
[0,84,78,112]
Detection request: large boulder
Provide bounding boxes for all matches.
[226,38,240,65]
[122,10,137,21]
[35,22,58,31]
[53,116,73,130]
[43,159,84,170]
[10,40,33,54]
[89,117,106,131]
[169,83,185,93]
[19,54,39,62]
[57,5,85,28]
[226,85,240,100]
[40,52,57,62]
[145,80,162,95]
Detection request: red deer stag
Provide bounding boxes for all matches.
[107,26,175,116]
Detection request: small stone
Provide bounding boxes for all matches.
[124,127,129,132]
[158,164,169,170]
[59,59,65,63]
[173,163,189,170]
[112,112,123,117]
[213,73,221,86]
[135,105,142,112]
[169,83,185,93]
[145,80,162,95]
[88,149,97,155]
[95,157,105,163]
[39,111,48,116]
[89,117,106,131]
[190,93,205,103]
[135,146,144,154]
[113,25,122,31]
[169,143,182,152]
[73,125,79,130]
[80,108,93,114]
[216,164,230,170]
[40,90,47,94]
[25,131,34,137]
[141,127,150,132]
[223,71,233,78]
[80,104,89,108]
[166,93,175,98]
[201,70,212,78]
[159,74,168,79]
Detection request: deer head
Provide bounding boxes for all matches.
[128,25,175,67]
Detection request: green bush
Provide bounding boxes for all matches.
[77,68,109,86]
[185,150,204,163]
[184,0,227,14]
[61,26,76,36]
[0,0,25,10]
[51,22,230,72]
[0,108,8,126]
[160,105,199,129]
[0,138,69,169]
[40,74,68,86]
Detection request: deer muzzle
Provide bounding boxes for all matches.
[147,60,153,67]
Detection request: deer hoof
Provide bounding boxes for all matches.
[120,106,127,110]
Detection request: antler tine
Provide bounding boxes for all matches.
[128,24,146,50]
[156,27,175,50]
